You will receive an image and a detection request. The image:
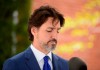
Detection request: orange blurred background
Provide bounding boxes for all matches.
[32,0,100,70]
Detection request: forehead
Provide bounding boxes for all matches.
[41,17,61,28]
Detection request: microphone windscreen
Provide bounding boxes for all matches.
[68,57,87,70]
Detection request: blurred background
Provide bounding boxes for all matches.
[0,0,100,70]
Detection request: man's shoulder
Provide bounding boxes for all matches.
[4,47,30,63]
[10,51,25,60]
[4,50,25,65]
[53,53,68,63]
[53,54,69,69]
[8,47,31,60]
[2,48,31,70]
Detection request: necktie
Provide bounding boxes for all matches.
[43,56,51,70]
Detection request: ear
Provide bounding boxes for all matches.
[31,27,37,36]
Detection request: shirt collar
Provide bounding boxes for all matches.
[30,44,52,62]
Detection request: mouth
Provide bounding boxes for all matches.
[43,39,57,51]
[50,41,57,45]
[47,39,57,47]
[47,39,57,45]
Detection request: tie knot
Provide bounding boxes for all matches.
[44,56,49,62]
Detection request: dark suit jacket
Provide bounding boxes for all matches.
[3,47,69,70]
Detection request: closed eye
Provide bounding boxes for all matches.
[46,30,52,32]
[46,28,53,32]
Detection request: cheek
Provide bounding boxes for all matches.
[38,32,50,42]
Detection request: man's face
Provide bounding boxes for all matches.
[33,17,61,52]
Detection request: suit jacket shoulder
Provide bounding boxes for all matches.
[52,54,69,70]
[2,47,41,70]
[3,48,28,70]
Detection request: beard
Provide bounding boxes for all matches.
[39,39,57,52]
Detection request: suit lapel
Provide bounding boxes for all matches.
[24,48,41,70]
[52,53,60,70]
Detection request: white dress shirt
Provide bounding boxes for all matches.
[30,44,53,70]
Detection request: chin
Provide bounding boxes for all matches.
[48,46,56,51]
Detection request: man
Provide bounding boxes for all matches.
[3,5,69,70]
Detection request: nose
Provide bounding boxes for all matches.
[51,32,58,39]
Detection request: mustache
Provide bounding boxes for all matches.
[47,39,57,44]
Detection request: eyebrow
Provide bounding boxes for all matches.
[47,27,61,30]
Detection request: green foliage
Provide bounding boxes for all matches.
[0,0,31,69]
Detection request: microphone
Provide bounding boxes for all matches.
[68,57,87,70]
